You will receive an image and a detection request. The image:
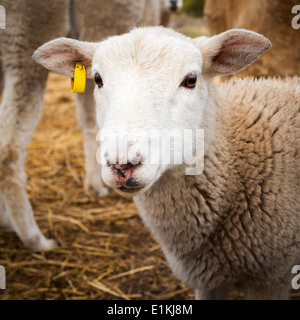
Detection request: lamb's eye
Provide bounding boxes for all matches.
[181,73,197,89]
[94,72,103,88]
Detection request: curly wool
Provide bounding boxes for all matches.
[135,77,300,299]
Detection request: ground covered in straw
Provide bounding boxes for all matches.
[0,73,194,300]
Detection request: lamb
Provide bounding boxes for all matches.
[204,0,300,78]
[34,27,300,299]
[0,0,161,249]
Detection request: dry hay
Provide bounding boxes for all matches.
[0,72,193,300]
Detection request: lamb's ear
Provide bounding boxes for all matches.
[192,29,271,76]
[33,38,99,78]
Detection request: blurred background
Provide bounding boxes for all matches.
[0,0,299,300]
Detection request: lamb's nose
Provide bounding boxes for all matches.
[109,161,141,187]
[111,162,134,177]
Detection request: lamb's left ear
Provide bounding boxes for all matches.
[33,38,99,78]
[192,29,271,76]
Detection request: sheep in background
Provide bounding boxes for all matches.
[0,0,161,249]
[139,0,183,27]
[34,26,300,299]
[204,0,300,78]
[139,0,182,27]
[160,0,183,26]
[140,0,162,26]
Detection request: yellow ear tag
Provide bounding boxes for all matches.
[71,63,86,93]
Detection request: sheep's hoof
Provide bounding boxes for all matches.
[39,239,59,250]
[85,184,110,198]
[26,238,59,250]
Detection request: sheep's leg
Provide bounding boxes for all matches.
[0,64,57,249]
[195,285,230,300]
[0,194,12,230]
[0,60,3,94]
[74,80,109,198]
[0,137,57,250]
[0,169,57,249]
[0,60,7,229]
[0,0,69,248]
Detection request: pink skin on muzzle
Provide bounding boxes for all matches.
[110,163,140,188]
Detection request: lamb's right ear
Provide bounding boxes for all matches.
[33,38,99,78]
[192,29,271,76]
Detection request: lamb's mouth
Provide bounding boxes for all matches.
[117,186,144,194]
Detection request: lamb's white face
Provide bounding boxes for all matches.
[33,26,270,197]
[92,28,207,196]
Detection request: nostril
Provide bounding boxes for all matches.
[116,168,126,178]
[113,162,139,171]
[114,162,132,171]
[110,161,142,180]
[125,178,140,188]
